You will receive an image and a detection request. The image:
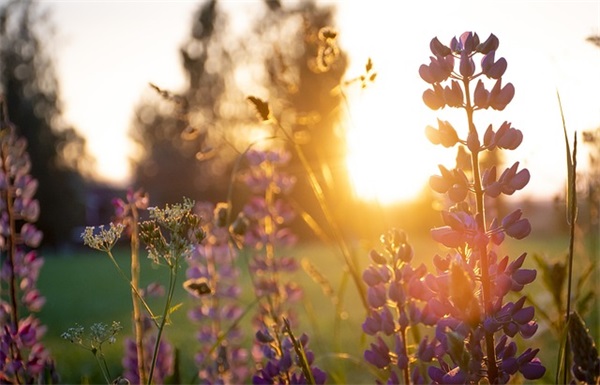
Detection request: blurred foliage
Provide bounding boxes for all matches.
[129,0,352,239]
[0,0,93,247]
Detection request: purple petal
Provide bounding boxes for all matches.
[520,359,546,380]
[512,306,535,324]
[505,219,531,239]
[519,321,539,339]
[512,269,536,285]
[423,88,445,110]
[431,227,464,248]
[430,37,451,56]
[367,284,387,308]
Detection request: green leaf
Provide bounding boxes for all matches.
[168,302,183,315]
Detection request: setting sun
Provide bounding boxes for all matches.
[344,72,454,204]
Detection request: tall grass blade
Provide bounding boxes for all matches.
[556,91,578,384]
[557,91,577,224]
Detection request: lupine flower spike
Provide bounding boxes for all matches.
[0,102,55,383]
[362,31,545,384]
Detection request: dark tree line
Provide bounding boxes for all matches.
[0,0,92,247]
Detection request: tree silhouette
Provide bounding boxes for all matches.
[129,0,350,237]
[0,0,92,247]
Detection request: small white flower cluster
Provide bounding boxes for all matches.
[81,223,125,252]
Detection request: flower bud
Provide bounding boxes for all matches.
[459,51,475,77]
[423,85,446,110]
[489,79,515,110]
[364,337,391,369]
[477,33,499,54]
[467,129,481,153]
[369,249,387,265]
[473,79,490,109]
[430,37,451,57]
[362,311,381,335]
[255,329,274,343]
[505,218,531,240]
[367,283,387,308]
[444,80,464,108]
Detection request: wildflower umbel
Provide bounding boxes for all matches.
[82,223,126,252]
[139,197,205,265]
[62,322,123,384]
[362,31,545,384]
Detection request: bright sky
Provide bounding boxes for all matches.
[46,0,600,203]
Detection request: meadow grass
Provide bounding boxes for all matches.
[36,229,596,384]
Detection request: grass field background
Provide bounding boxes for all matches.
[37,231,597,384]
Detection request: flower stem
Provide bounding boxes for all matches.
[464,87,498,383]
[93,350,112,385]
[400,326,409,385]
[1,139,18,332]
[147,254,178,385]
[105,250,158,327]
[563,133,578,385]
[129,205,147,385]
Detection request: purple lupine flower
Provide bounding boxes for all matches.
[416,30,544,383]
[122,321,174,384]
[363,31,544,385]
[0,117,52,383]
[185,201,249,384]
[253,326,326,385]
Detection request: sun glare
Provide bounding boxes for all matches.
[345,84,452,205]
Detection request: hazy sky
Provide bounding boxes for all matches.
[45,0,600,203]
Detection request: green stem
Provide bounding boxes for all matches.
[93,350,112,385]
[105,250,158,327]
[283,318,316,385]
[563,133,578,385]
[147,256,178,385]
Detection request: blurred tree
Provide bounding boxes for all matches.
[129,0,351,238]
[0,0,93,247]
[581,35,600,253]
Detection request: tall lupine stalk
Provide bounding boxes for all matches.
[362,32,546,384]
[236,148,325,383]
[241,148,300,328]
[184,201,249,384]
[0,100,55,383]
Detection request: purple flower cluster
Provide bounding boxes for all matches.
[253,326,326,384]
[186,201,249,384]
[241,149,301,324]
[362,32,545,384]
[0,120,54,383]
[238,149,326,382]
[122,314,174,384]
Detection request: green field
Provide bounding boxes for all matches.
[36,232,597,384]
